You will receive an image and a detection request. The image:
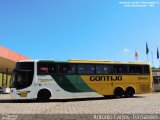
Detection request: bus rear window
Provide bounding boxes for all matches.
[143,65,150,74]
[129,65,149,74]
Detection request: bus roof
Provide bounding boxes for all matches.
[68,59,149,65]
[19,59,150,65]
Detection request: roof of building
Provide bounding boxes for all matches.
[0,46,30,74]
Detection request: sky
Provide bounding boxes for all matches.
[0,0,160,67]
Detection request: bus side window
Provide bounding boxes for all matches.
[135,66,143,74]
[58,64,76,74]
[59,64,68,73]
[129,66,136,74]
[129,65,143,74]
[114,65,127,74]
[38,63,49,75]
[48,64,56,74]
[39,66,49,74]
[96,65,112,74]
[37,62,56,75]
[78,64,95,74]
[67,65,76,74]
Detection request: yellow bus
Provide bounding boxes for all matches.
[10,59,152,100]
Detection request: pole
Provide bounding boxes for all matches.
[151,51,154,68]
[0,73,1,87]
[6,68,8,88]
[2,73,4,87]
[147,54,149,63]
[152,77,155,92]
[10,74,13,88]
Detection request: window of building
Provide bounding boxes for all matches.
[153,76,160,84]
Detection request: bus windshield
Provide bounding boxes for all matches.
[13,62,34,90]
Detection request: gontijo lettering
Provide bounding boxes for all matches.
[90,76,122,81]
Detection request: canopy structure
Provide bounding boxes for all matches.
[0,46,30,88]
[0,46,30,74]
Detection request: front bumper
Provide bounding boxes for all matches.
[10,88,36,100]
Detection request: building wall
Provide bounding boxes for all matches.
[0,46,30,88]
[152,69,160,92]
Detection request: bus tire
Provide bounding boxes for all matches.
[125,87,135,97]
[37,89,51,101]
[114,87,124,98]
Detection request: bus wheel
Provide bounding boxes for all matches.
[37,89,51,101]
[125,87,135,97]
[114,87,124,98]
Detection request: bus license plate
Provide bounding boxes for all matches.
[20,92,27,97]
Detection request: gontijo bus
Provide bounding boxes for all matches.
[10,59,152,100]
